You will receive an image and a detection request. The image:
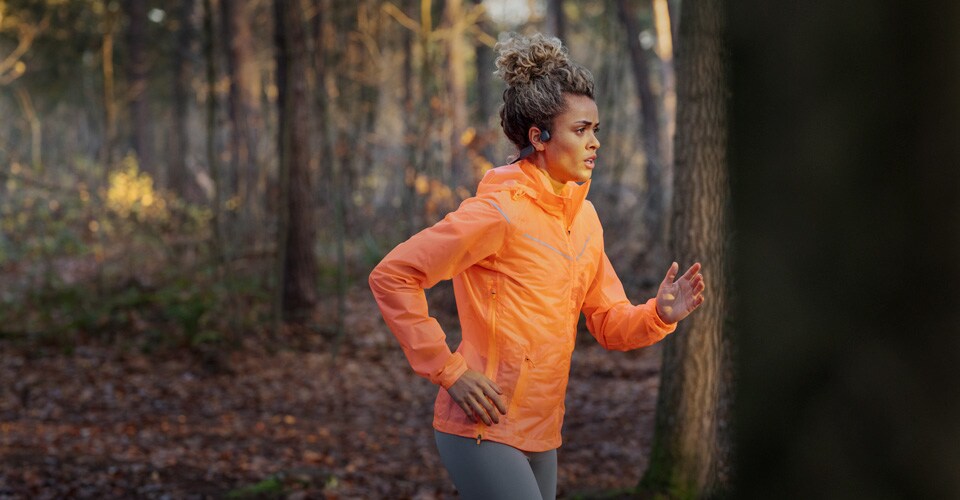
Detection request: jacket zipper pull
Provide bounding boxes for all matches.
[476,433,482,445]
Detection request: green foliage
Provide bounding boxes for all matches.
[226,476,285,499]
[637,434,699,500]
[0,157,269,354]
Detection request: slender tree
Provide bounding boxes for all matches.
[445,0,468,186]
[124,0,151,174]
[618,0,668,270]
[170,0,196,200]
[202,0,223,262]
[545,0,565,41]
[274,0,317,320]
[639,0,731,496]
[220,0,261,229]
[100,2,119,173]
[471,0,495,163]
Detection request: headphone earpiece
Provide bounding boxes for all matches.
[540,129,551,142]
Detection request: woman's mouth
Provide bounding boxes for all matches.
[585,156,596,169]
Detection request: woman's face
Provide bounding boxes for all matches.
[535,93,600,192]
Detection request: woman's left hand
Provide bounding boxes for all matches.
[655,262,706,323]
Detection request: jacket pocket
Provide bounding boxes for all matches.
[508,353,534,417]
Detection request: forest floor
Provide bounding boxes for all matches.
[0,286,663,499]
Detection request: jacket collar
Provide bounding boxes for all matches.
[478,160,591,229]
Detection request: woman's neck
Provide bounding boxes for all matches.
[529,154,565,195]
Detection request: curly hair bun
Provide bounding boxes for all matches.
[494,32,594,149]
[495,33,570,87]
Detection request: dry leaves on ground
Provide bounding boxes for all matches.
[0,289,662,499]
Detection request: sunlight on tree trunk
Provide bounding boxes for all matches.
[14,88,41,171]
[639,0,732,496]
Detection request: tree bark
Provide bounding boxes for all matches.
[170,0,196,200]
[471,0,494,164]
[398,0,424,237]
[124,0,151,174]
[639,0,731,496]
[546,0,565,41]
[101,3,120,176]
[274,0,317,320]
[203,0,223,263]
[220,0,261,224]
[728,0,960,497]
[445,0,468,186]
[618,0,668,271]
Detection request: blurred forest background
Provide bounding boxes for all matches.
[0,0,681,345]
[3,0,960,498]
[2,0,704,497]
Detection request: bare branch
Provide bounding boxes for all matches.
[0,13,49,85]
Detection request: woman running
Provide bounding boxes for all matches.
[369,32,705,500]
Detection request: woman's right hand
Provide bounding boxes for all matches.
[447,369,508,425]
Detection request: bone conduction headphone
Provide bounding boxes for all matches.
[513,129,550,163]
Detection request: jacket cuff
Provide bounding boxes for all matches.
[431,353,468,389]
[649,298,678,332]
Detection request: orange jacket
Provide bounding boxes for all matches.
[369,160,675,452]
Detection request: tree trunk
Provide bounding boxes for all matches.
[639,0,731,496]
[728,0,960,497]
[220,0,261,230]
[546,0,565,41]
[101,4,119,175]
[445,0,468,186]
[618,0,668,273]
[274,0,317,320]
[471,0,494,164]
[402,0,421,237]
[202,0,223,263]
[170,0,196,201]
[124,0,151,174]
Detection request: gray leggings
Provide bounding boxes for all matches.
[434,431,557,500]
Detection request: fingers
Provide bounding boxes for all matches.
[692,278,706,296]
[477,380,508,423]
[468,388,504,425]
[662,261,679,284]
[451,372,507,425]
[681,262,702,281]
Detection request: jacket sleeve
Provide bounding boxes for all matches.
[581,247,676,351]
[368,197,510,388]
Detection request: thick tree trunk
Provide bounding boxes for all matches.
[729,0,960,497]
[639,0,731,496]
[124,0,151,174]
[274,0,317,320]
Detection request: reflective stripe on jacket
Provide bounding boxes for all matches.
[369,160,676,452]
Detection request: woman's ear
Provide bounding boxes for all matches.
[528,126,550,151]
